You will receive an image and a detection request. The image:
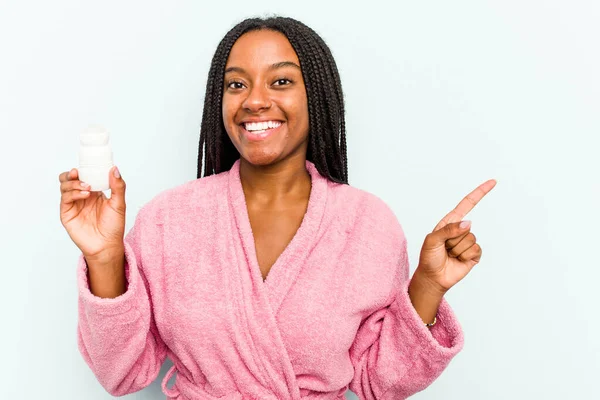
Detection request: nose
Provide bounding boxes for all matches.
[242,84,271,113]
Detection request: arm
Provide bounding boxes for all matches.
[76,205,168,396]
[348,237,464,400]
[85,248,127,300]
[408,270,446,325]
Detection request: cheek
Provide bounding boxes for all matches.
[221,98,238,137]
[295,101,310,139]
[221,97,231,123]
[285,92,309,130]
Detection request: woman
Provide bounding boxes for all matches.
[59,16,495,399]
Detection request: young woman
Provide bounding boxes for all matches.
[59,16,495,400]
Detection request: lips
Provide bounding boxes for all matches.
[242,120,282,131]
[239,120,285,142]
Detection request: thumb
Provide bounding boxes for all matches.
[430,220,471,245]
[108,166,126,213]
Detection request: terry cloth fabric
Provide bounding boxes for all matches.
[76,159,464,399]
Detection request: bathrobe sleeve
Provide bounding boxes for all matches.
[348,234,465,400]
[76,203,168,396]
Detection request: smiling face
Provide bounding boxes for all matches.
[222,29,309,167]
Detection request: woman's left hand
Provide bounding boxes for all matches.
[414,179,497,294]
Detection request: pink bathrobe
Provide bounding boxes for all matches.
[77,159,464,399]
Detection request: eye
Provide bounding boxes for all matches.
[273,78,292,87]
[227,81,245,90]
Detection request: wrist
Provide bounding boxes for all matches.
[411,268,448,297]
[408,270,446,326]
[85,245,125,269]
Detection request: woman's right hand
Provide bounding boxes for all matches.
[59,166,127,264]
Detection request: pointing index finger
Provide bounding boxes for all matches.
[433,179,497,232]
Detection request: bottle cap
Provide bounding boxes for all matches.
[80,125,109,146]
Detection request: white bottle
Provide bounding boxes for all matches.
[78,125,114,192]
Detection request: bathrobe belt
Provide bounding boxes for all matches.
[162,364,275,400]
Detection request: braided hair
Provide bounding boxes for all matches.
[196,16,348,184]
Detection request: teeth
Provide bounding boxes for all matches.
[244,121,282,131]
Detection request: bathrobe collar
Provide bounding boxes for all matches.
[224,159,329,398]
[227,158,329,314]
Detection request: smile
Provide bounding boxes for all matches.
[240,120,284,141]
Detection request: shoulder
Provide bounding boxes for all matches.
[327,182,407,247]
[134,170,229,224]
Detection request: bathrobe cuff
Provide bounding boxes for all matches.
[77,240,142,317]
[392,278,464,359]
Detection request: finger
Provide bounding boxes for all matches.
[60,179,91,194]
[427,221,472,247]
[456,243,482,263]
[433,179,496,232]
[59,170,70,183]
[59,168,79,183]
[447,232,477,258]
[107,166,126,214]
[445,230,471,249]
[61,188,91,205]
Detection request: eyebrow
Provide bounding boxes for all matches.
[224,61,301,74]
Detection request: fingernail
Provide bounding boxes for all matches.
[460,220,471,229]
[113,166,120,179]
[81,182,90,188]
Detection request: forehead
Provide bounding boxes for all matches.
[226,30,300,68]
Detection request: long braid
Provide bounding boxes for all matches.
[197,16,348,184]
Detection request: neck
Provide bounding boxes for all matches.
[239,154,311,205]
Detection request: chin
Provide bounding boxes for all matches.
[239,149,283,166]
